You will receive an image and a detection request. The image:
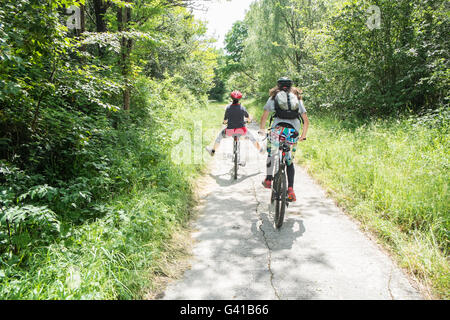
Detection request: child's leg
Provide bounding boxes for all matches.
[246,131,263,152]
[207,129,226,156]
[213,129,226,151]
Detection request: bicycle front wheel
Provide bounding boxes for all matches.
[272,169,287,229]
[233,139,238,180]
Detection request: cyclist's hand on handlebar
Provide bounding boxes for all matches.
[258,129,265,136]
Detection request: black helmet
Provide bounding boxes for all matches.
[277,77,293,89]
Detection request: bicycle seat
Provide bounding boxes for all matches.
[270,126,299,146]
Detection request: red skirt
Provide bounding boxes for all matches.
[225,127,247,136]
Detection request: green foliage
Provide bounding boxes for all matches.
[208,52,228,101]
[1,0,448,300]
[208,67,227,101]
[0,0,219,299]
[225,21,248,63]
[242,0,325,94]
[298,112,449,297]
[208,20,257,100]
[135,7,217,96]
[1,205,60,251]
[0,75,218,298]
[238,0,448,116]
[325,0,449,116]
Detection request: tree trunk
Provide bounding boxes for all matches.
[77,4,86,51]
[117,2,132,111]
[80,4,85,33]
[93,0,109,57]
[93,0,108,32]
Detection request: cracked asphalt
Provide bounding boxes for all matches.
[162,124,423,300]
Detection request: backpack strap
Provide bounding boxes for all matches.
[269,113,274,127]
[286,90,292,111]
[274,95,280,118]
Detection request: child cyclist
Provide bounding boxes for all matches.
[258,77,309,202]
[206,90,264,156]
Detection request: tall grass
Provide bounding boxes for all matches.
[0,86,224,299]
[297,112,449,298]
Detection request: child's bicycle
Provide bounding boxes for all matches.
[266,126,304,229]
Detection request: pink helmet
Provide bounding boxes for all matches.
[230,90,243,100]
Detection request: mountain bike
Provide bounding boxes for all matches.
[267,126,304,229]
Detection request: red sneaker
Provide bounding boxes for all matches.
[287,187,296,202]
[262,179,272,189]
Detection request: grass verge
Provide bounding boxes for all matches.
[296,113,449,299]
[0,101,224,299]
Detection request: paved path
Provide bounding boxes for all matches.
[162,124,423,300]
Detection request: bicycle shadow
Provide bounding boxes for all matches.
[250,207,306,251]
[209,171,262,187]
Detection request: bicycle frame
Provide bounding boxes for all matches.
[232,135,241,180]
[272,141,292,196]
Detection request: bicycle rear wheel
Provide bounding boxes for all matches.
[272,169,287,229]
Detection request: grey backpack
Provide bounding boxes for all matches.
[274,90,300,120]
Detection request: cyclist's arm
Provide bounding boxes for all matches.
[259,110,270,131]
[244,112,252,123]
[299,112,309,140]
[241,107,251,123]
[223,108,228,124]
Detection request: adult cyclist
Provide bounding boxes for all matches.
[258,77,309,202]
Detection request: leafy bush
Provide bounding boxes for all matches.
[0,70,216,298]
